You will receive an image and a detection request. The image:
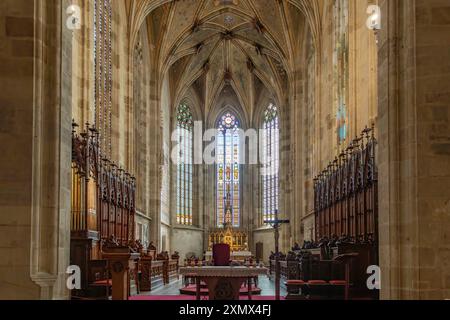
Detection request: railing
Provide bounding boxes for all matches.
[140,257,180,292]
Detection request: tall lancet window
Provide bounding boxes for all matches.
[176,104,194,225]
[216,113,241,228]
[334,0,349,144]
[93,0,113,157]
[262,104,280,224]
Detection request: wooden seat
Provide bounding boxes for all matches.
[87,260,111,299]
[286,280,305,285]
[304,280,332,300]
[285,280,307,299]
[307,280,328,285]
[213,243,231,266]
[329,280,347,286]
[91,279,112,286]
[333,253,359,300]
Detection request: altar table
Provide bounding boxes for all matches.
[179,266,269,300]
[204,251,252,262]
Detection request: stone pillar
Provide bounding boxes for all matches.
[0,0,72,300]
[377,0,450,300]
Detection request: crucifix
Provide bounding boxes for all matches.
[264,210,290,301]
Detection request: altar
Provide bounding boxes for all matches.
[179,266,269,300]
[204,251,253,262]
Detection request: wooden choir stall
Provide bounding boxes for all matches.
[70,122,137,300]
[274,126,379,300]
[140,251,180,292]
[70,122,179,300]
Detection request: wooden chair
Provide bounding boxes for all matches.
[285,279,306,299]
[331,253,359,300]
[213,243,231,266]
[285,253,358,300]
[305,253,358,300]
[88,260,111,300]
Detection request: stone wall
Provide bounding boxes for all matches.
[172,228,204,261]
[0,0,41,300]
[414,0,450,299]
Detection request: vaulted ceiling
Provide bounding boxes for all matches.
[144,0,311,122]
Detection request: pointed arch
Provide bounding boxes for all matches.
[207,83,250,130]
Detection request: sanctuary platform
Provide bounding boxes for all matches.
[179,266,269,300]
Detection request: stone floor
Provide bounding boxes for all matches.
[138,276,287,297]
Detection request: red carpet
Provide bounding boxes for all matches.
[130,295,284,301]
[179,284,262,296]
[130,295,197,301]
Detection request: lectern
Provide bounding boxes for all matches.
[103,248,140,300]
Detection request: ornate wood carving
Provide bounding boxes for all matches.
[314,125,378,245]
[71,120,136,246]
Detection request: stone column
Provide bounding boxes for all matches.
[377,0,450,300]
[0,0,72,300]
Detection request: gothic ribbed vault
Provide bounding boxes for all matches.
[132,0,321,122]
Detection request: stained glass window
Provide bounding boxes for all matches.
[93,0,113,157]
[216,113,240,227]
[176,104,194,225]
[334,0,349,144]
[262,104,279,224]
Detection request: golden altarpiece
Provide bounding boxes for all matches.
[208,224,248,252]
[207,195,250,258]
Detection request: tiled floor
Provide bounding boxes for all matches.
[138,276,287,297]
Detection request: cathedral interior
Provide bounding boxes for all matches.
[0,0,449,301]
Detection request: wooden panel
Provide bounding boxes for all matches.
[70,121,137,298]
[314,126,377,245]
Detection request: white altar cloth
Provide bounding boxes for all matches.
[179,266,269,278]
[204,251,253,259]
